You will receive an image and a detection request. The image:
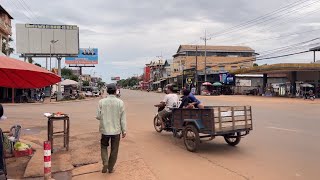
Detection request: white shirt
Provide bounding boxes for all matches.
[162,93,179,112]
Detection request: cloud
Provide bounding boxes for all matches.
[2,0,320,81]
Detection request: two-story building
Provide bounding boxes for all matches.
[169,45,256,90]
[172,45,256,75]
[146,59,170,90]
[0,5,13,56]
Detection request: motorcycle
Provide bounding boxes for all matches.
[304,93,315,101]
[116,89,121,98]
[153,104,182,138]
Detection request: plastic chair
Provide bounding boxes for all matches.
[5,125,22,154]
[0,128,7,179]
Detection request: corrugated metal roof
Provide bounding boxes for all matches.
[177,45,254,53]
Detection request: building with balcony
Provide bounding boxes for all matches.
[0,5,13,56]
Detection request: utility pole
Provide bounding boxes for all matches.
[195,46,198,94]
[201,30,211,82]
[49,40,58,71]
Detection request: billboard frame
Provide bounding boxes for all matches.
[16,23,80,57]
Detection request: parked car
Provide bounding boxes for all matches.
[92,91,100,97]
[84,91,93,97]
[244,89,258,95]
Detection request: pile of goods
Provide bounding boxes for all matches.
[13,142,33,157]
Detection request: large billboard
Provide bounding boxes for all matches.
[65,48,98,64]
[16,24,79,55]
[111,77,120,81]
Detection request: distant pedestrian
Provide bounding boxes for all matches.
[96,83,127,173]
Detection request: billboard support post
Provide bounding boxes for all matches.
[57,57,62,101]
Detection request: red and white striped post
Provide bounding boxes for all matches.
[44,141,51,180]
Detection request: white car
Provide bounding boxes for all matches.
[92,91,100,97]
[84,91,93,97]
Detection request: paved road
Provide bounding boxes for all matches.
[2,90,320,179]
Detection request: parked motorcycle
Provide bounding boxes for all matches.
[304,93,315,101]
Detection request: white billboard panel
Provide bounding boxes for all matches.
[29,28,42,54]
[16,24,79,56]
[53,29,66,54]
[16,24,29,53]
[66,30,78,54]
[237,79,252,87]
[41,29,54,53]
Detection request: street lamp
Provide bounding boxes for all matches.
[49,40,59,71]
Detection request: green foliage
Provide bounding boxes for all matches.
[2,36,14,55]
[97,81,105,88]
[82,81,90,86]
[70,74,79,82]
[61,67,73,78]
[117,77,139,87]
[253,63,259,67]
[61,67,79,82]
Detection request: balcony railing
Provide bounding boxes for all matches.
[0,18,12,35]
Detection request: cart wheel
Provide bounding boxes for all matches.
[224,132,241,146]
[183,125,200,152]
[153,115,162,133]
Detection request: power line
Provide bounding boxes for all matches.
[234,28,320,46]
[16,0,40,23]
[4,0,33,22]
[208,0,310,37]
[207,0,319,39]
[258,37,320,57]
[213,37,320,66]
[214,7,320,45]
[18,0,41,23]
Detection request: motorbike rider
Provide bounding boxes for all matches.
[188,90,204,109]
[154,85,179,129]
[179,89,194,109]
[116,88,121,97]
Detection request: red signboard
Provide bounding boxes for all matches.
[144,67,150,82]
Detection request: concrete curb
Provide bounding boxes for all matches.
[2,97,100,106]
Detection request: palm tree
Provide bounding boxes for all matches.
[2,36,14,56]
[27,57,34,64]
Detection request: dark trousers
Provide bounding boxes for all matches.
[101,134,120,170]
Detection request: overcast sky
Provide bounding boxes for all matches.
[2,0,320,82]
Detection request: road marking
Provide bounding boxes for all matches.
[267,126,301,133]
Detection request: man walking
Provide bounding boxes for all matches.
[96,83,127,173]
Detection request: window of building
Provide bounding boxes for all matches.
[219,66,225,71]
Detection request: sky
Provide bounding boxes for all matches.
[2,0,320,82]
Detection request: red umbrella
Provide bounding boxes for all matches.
[0,56,61,103]
[202,82,212,86]
[0,56,60,88]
